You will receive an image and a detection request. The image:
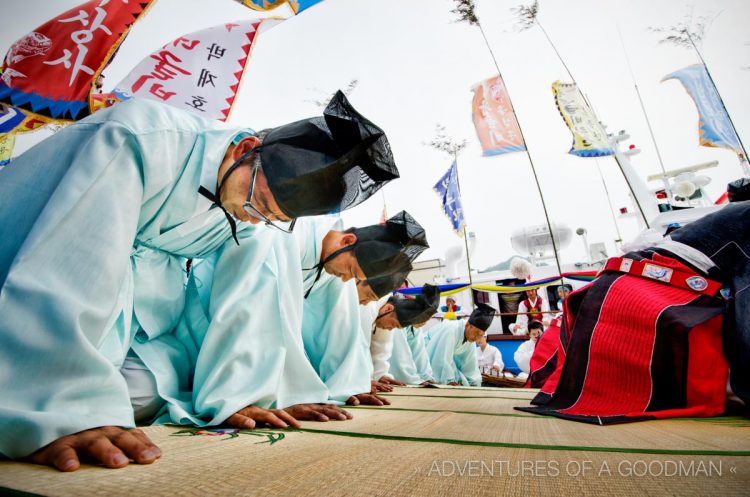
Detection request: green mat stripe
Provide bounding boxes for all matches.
[382,393,534,401]
[409,386,534,393]
[292,428,750,457]
[349,406,750,426]
[347,405,548,419]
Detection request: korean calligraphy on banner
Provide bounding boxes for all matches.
[470,75,527,157]
[433,160,467,235]
[552,81,614,158]
[236,0,324,15]
[114,19,281,121]
[0,0,155,121]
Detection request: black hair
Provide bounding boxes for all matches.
[528,320,545,331]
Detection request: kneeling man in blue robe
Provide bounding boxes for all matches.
[425,304,496,386]
[0,92,398,471]
[294,212,429,406]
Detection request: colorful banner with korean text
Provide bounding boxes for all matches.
[552,81,613,158]
[433,160,466,235]
[471,75,526,156]
[114,19,281,121]
[0,0,155,122]
[236,0,324,14]
[662,64,743,155]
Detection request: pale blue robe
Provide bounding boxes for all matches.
[388,327,423,384]
[358,300,380,380]
[0,99,256,458]
[389,326,435,384]
[131,222,330,427]
[294,217,372,403]
[425,320,481,386]
[405,326,435,382]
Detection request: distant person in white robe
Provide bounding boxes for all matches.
[0,92,399,471]
[514,321,545,378]
[509,288,550,335]
[475,333,504,373]
[294,212,429,407]
[426,304,497,386]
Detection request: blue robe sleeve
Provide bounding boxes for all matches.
[193,230,331,416]
[388,328,423,384]
[301,275,372,403]
[426,322,462,384]
[454,342,482,386]
[135,227,330,426]
[406,326,435,382]
[0,119,144,458]
[0,99,247,457]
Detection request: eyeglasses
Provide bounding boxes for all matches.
[243,162,297,233]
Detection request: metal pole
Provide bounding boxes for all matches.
[477,23,563,277]
[453,151,476,306]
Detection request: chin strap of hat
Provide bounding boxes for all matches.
[373,307,396,334]
[198,148,259,246]
[303,244,356,299]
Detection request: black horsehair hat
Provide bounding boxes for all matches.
[367,267,412,299]
[389,284,441,327]
[259,90,399,218]
[352,211,428,280]
[468,303,496,332]
[304,211,427,299]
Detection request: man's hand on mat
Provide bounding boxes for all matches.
[346,393,391,406]
[371,380,393,393]
[378,376,406,386]
[226,406,301,429]
[27,426,161,472]
[447,381,461,386]
[284,403,352,422]
[420,380,436,386]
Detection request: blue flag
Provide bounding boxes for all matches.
[662,64,743,154]
[433,161,466,235]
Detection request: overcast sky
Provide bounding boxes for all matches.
[5,0,749,272]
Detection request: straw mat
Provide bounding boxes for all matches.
[0,386,747,497]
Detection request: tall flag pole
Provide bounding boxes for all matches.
[616,25,668,180]
[454,151,476,297]
[453,0,562,277]
[512,0,651,229]
[429,127,475,306]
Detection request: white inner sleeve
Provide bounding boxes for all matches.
[121,353,165,423]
